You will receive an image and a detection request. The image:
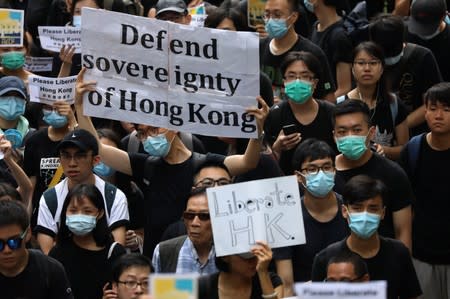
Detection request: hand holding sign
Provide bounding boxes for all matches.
[0,135,12,160]
[246,96,269,136]
[75,68,97,108]
[251,240,273,273]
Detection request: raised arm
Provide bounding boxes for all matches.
[252,241,284,299]
[224,96,269,176]
[74,68,132,175]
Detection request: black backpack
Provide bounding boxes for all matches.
[104,0,143,16]
[342,1,370,47]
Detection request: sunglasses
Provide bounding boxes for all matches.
[0,229,27,252]
[183,211,210,221]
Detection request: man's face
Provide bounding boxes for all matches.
[342,195,385,221]
[264,0,297,25]
[425,101,450,135]
[326,262,368,282]
[157,11,191,25]
[183,194,212,248]
[59,147,99,184]
[334,112,371,139]
[113,266,150,299]
[193,166,231,188]
[0,224,29,275]
[296,157,335,185]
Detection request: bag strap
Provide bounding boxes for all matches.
[108,241,119,259]
[407,133,425,176]
[159,235,188,273]
[47,165,64,190]
[104,181,117,217]
[127,131,140,153]
[43,188,58,219]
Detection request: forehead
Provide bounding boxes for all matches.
[0,224,23,240]
[0,47,24,54]
[285,60,311,74]
[265,0,290,11]
[119,265,150,279]
[327,262,356,276]
[334,112,368,128]
[302,157,333,166]
[186,194,208,209]
[197,166,230,181]
[68,196,96,208]
[354,50,376,60]
[75,0,99,8]
[350,195,383,207]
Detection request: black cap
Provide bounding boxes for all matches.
[408,0,446,37]
[0,76,27,99]
[155,0,187,16]
[57,129,99,155]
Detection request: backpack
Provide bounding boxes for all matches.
[158,235,188,273]
[43,181,117,219]
[404,133,426,178]
[103,0,143,16]
[342,1,370,47]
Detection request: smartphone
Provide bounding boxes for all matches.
[282,124,298,135]
[370,141,377,152]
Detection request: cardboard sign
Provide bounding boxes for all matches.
[295,281,387,299]
[38,26,81,53]
[81,8,260,138]
[0,9,24,47]
[207,176,305,256]
[151,274,198,299]
[28,75,77,105]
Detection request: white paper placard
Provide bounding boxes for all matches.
[38,26,81,53]
[295,281,387,299]
[28,75,77,105]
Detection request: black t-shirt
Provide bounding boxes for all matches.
[273,194,349,282]
[311,20,353,84]
[260,35,336,100]
[24,127,63,227]
[399,135,450,264]
[199,271,283,299]
[49,240,125,299]
[0,249,74,299]
[129,152,225,257]
[264,99,336,175]
[335,154,413,239]
[407,25,450,82]
[311,237,422,299]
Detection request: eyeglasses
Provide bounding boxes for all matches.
[117,280,149,290]
[0,229,27,252]
[183,211,210,221]
[60,151,91,162]
[300,164,335,175]
[136,127,168,140]
[284,74,315,82]
[353,60,381,67]
[194,178,231,188]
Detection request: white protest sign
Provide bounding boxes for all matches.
[28,75,77,105]
[207,175,305,257]
[81,8,260,138]
[0,9,24,47]
[24,56,53,72]
[151,274,198,299]
[38,26,81,53]
[188,4,207,27]
[295,281,387,299]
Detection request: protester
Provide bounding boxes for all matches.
[0,200,74,298]
[325,250,369,282]
[49,183,126,299]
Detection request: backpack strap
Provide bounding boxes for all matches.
[108,241,119,259]
[104,181,117,217]
[43,188,58,219]
[159,235,188,273]
[191,152,207,173]
[179,132,194,151]
[127,131,140,153]
[389,94,399,128]
[407,133,426,176]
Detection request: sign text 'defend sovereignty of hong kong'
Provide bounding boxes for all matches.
[81,8,260,138]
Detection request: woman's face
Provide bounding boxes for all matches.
[217,18,237,31]
[74,0,99,16]
[352,50,383,87]
[224,255,258,278]
[66,196,101,219]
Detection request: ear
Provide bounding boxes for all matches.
[368,125,376,141]
[341,204,349,220]
[97,209,105,220]
[24,227,32,243]
[380,206,386,220]
[312,78,319,92]
[93,155,101,166]
[289,11,299,25]
[295,170,303,184]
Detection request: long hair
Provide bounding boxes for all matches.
[57,184,113,247]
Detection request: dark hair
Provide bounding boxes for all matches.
[0,182,22,201]
[287,0,300,13]
[57,184,113,247]
[332,99,371,127]
[369,14,405,57]
[204,3,249,31]
[292,138,336,172]
[71,0,104,15]
[97,128,121,148]
[342,175,386,206]
[0,200,29,230]
[424,82,450,107]
[280,51,323,82]
[353,41,394,104]
[111,253,151,282]
[193,161,232,185]
[188,185,208,198]
[327,250,368,278]
[215,255,230,272]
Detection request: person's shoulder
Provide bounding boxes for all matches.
[29,249,66,271]
[379,236,410,256]
[371,154,406,174]
[25,127,48,143]
[317,238,347,258]
[295,35,326,55]
[159,235,188,248]
[317,99,335,110]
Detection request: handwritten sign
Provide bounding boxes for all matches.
[38,26,81,53]
[151,274,198,299]
[28,75,77,105]
[0,9,24,47]
[24,56,53,72]
[207,176,305,256]
[81,8,260,138]
[295,281,387,299]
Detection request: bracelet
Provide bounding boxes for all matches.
[262,291,277,299]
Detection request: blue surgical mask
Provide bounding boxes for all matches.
[4,128,23,149]
[93,162,116,177]
[445,15,450,25]
[384,50,404,66]
[143,134,170,157]
[0,96,26,120]
[42,110,68,128]
[72,15,82,27]
[336,135,368,160]
[304,0,314,13]
[265,18,290,39]
[66,214,97,236]
[1,51,25,70]
[285,79,313,104]
[303,170,335,198]
[348,211,381,239]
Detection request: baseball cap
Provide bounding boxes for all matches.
[57,129,99,155]
[0,76,27,99]
[408,0,447,37]
[155,0,187,16]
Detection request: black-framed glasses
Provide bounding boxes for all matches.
[183,211,210,221]
[194,178,231,188]
[117,280,149,290]
[353,60,381,67]
[0,229,27,252]
[300,164,335,175]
